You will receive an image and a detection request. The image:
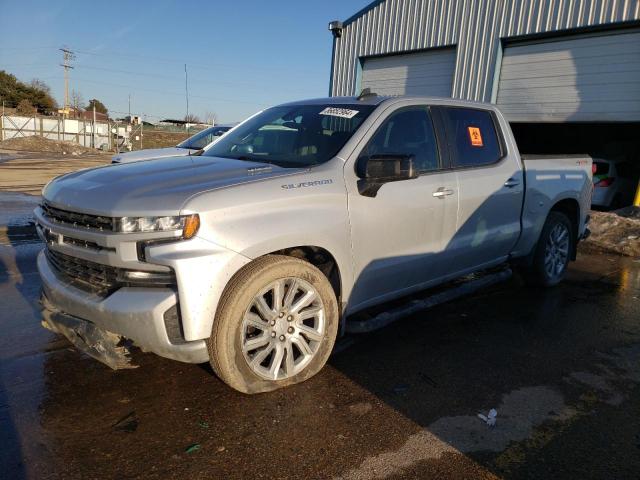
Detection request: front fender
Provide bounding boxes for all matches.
[146,237,251,341]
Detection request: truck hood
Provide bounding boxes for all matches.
[43,156,304,216]
[111,147,194,164]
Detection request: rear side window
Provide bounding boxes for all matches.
[440,107,503,168]
[614,161,633,178]
[593,161,610,176]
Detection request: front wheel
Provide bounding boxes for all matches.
[524,211,574,287]
[207,255,339,394]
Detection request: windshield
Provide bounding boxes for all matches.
[177,126,231,149]
[203,104,376,167]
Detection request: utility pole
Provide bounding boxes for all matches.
[185,63,190,134]
[128,94,131,122]
[59,47,75,116]
[92,104,97,149]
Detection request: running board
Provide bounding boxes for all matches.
[345,268,513,334]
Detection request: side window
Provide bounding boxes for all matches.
[440,107,503,168]
[362,107,440,173]
[615,161,632,178]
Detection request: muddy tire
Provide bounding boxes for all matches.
[524,211,573,287]
[207,255,339,394]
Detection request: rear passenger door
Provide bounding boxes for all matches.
[435,106,524,274]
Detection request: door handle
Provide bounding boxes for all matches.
[433,187,454,198]
[504,178,521,188]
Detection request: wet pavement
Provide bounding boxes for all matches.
[1,183,640,479]
[1,236,639,479]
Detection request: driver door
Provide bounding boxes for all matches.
[344,104,458,313]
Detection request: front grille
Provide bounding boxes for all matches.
[61,235,113,252]
[41,202,115,232]
[45,248,175,296]
[46,248,119,295]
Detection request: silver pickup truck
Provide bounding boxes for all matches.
[36,96,592,393]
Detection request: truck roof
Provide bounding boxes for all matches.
[278,95,499,110]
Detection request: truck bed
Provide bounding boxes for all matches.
[512,153,593,258]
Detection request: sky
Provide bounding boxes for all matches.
[0,0,370,123]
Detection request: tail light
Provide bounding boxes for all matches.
[594,177,615,188]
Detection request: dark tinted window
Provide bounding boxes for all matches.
[178,126,231,149]
[440,107,502,168]
[593,161,610,176]
[615,161,633,178]
[361,107,439,173]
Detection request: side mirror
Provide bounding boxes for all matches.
[356,154,418,197]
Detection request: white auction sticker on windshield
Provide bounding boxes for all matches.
[319,107,359,119]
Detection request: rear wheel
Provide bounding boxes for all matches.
[524,211,573,287]
[207,255,339,394]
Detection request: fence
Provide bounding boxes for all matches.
[0,114,111,149]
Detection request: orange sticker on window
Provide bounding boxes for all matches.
[468,126,483,147]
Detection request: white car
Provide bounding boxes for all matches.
[111,124,235,164]
[591,157,638,209]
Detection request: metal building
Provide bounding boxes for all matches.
[329,0,640,205]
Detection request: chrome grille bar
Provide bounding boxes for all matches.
[41,202,115,231]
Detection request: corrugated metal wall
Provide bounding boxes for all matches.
[330,0,640,101]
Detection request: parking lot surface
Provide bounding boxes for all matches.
[1,153,639,479]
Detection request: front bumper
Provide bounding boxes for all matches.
[38,251,209,364]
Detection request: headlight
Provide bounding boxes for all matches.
[117,214,199,239]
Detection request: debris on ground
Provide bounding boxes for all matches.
[185,444,201,454]
[198,421,209,429]
[348,402,373,416]
[112,411,139,433]
[0,136,98,155]
[583,207,640,257]
[477,408,497,427]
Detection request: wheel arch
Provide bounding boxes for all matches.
[262,245,343,305]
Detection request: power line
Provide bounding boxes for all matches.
[5,61,316,97]
[40,75,271,107]
[0,46,58,51]
[69,46,320,78]
[65,64,314,94]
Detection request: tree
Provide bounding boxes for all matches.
[70,89,84,112]
[85,98,108,115]
[184,113,200,123]
[0,71,57,113]
[30,78,51,95]
[203,111,217,125]
[16,99,36,115]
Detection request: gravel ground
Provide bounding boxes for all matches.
[0,136,99,155]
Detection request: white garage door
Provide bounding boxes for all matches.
[496,30,640,122]
[361,48,456,97]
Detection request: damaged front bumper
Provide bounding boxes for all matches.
[41,295,138,369]
[38,251,209,367]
